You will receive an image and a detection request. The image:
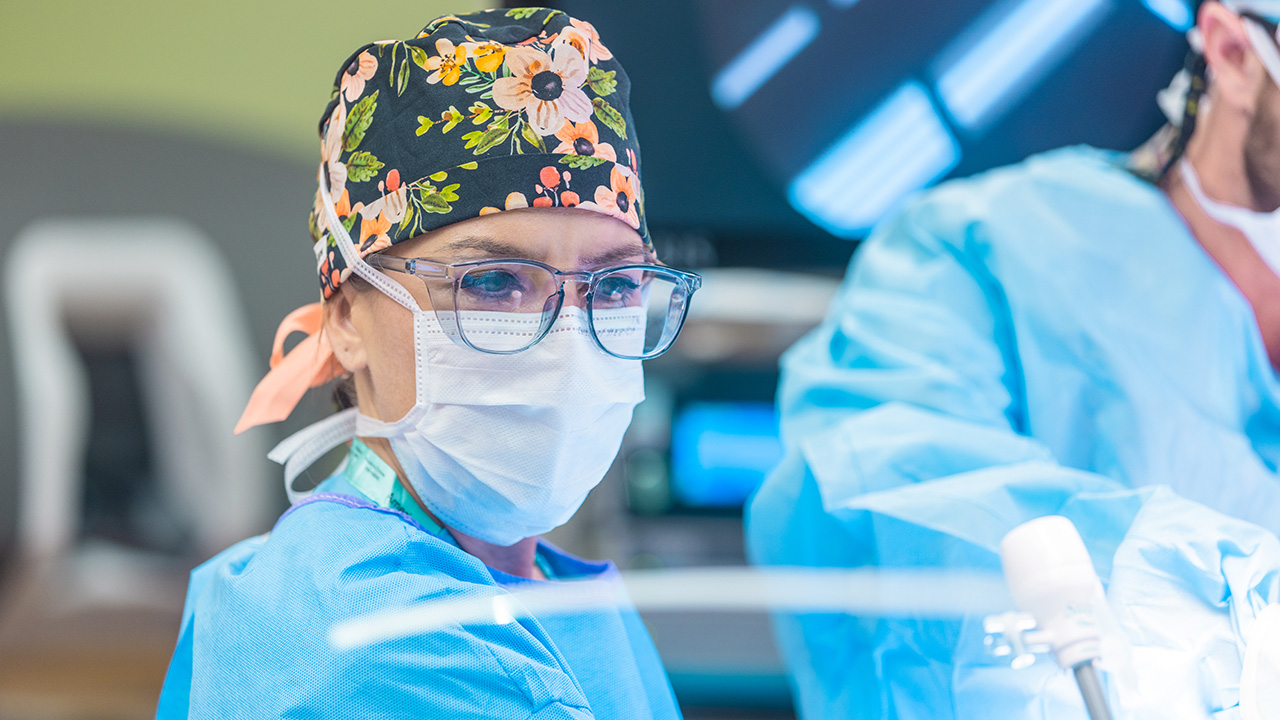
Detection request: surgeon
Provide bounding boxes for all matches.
[156,8,699,718]
[749,1,1280,717]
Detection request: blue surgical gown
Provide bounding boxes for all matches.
[157,468,681,718]
[747,146,1280,718]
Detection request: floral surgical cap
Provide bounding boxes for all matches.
[309,7,648,299]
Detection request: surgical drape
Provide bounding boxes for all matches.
[748,147,1280,719]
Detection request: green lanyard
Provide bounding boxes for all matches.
[343,439,555,580]
[345,438,450,537]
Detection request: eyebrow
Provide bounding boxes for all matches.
[436,236,528,258]
[581,242,653,268]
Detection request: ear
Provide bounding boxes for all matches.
[1200,2,1268,116]
[323,283,368,373]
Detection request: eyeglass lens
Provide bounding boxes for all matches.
[452,263,687,358]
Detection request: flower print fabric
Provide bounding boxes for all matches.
[554,121,616,162]
[465,41,507,74]
[424,39,468,86]
[581,165,640,229]
[565,18,612,63]
[341,51,378,102]
[491,45,592,135]
[307,7,649,299]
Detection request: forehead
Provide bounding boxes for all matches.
[394,207,652,266]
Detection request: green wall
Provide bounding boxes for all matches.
[0,0,488,161]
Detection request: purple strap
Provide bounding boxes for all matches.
[274,491,430,534]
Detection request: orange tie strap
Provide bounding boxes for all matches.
[234,303,347,434]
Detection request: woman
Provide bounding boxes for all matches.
[156,8,699,718]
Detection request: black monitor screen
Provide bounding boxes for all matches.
[554,0,1191,266]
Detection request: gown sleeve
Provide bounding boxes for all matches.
[154,573,199,718]
[746,200,1280,719]
[153,518,601,720]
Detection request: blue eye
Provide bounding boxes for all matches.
[595,273,644,307]
[459,268,531,308]
[462,269,515,293]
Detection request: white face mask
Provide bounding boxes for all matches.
[269,184,644,547]
[1179,159,1280,279]
[356,306,643,546]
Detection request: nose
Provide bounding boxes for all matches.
[555,271,593,310]
[559,278,591,310]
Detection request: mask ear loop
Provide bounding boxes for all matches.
[1162,15,1280,180]
[1244,16,1280,93]
[317,181,431,436]
[263,182,437,504]
[268,408,359,504]
[319,182,419,314]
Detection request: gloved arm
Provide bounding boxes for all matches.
[746,201,1143,719]
[747,198,1280,720]
[1103,486,1280,719]
[751,198,1133,565]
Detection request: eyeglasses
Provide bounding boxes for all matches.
[365,254,702,359]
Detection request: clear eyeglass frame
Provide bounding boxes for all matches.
[364,253,703,360]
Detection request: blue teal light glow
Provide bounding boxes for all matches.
[788,82,960,238]
[1143,0,1194,30]
[935,0,1112,132]
[711,6,821,111]
[671,402,782,508]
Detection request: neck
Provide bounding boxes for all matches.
[1165,143,1254,249]
[450,530,544,579]
[1165,139,1280,368]
[1181,122,1256,207]
[357,435,546,580]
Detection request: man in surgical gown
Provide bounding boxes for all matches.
[748,2,1280,718]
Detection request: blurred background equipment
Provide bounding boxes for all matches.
[6,219,270,561]
[0,219,270,719]
[0,0,1189,716]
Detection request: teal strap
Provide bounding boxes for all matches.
[343,439,557,580]
[345,439,450,539]
[535,552,556,581]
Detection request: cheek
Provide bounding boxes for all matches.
[1244,93,1280,207]
[362,309,420,421]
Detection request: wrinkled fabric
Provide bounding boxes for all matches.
[747,146,1280,719]
[157,473,680,719]
[1240,604,1280,719]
